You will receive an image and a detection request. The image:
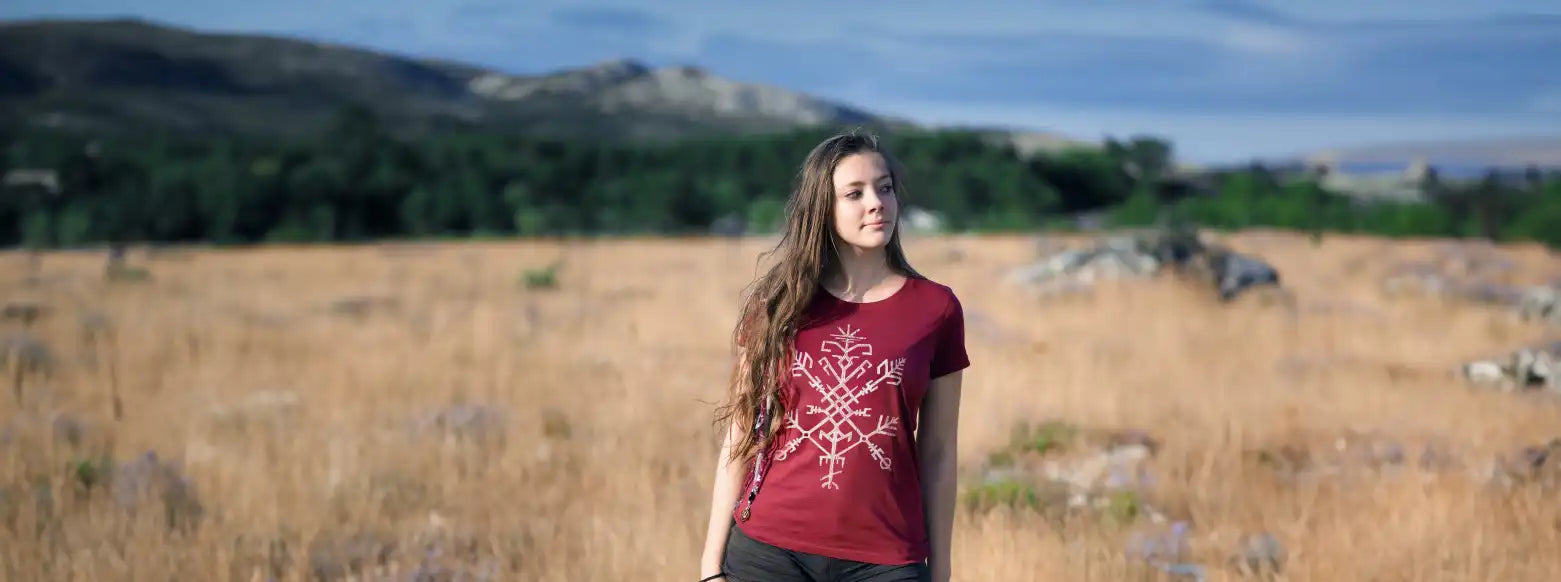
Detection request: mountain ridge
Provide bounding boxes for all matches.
[0,17,1084,150]
[5,17,1553,168]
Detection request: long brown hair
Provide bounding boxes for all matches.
[715,130,924,466]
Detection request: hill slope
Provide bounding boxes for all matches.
[1305,136,1561,168]
[0,17,1090,151]
[0,18,908,140]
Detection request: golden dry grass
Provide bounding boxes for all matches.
[2,230,1561,581]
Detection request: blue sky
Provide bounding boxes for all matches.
[4,0,1559,163]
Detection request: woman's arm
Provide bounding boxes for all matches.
[700,416,747,579]
[919,370,963,582]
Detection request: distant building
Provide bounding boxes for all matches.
[902,207,944,234]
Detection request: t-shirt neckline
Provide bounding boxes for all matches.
[819,275,912,307]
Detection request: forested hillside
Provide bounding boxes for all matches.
[4,105,1561,250]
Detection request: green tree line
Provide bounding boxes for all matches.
[3,108,1560,249]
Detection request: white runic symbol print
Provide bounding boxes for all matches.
[776,324,905,489]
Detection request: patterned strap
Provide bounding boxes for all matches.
[735,393,771,521]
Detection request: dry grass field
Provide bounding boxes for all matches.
[3,230,1561,581]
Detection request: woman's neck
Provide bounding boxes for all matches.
[826,247,897,299]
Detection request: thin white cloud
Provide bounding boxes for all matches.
[1218,21,1310,56]
[505,0,1328,62]
[1246,0,1561,22]
[1529,89,1561,114]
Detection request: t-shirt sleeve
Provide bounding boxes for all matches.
[929,291,970,380]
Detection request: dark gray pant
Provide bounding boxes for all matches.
[721,523,930,582]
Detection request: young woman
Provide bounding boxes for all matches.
[698,131,969,582]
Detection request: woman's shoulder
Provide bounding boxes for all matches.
[903,275,963,313]
[907,275,958,295]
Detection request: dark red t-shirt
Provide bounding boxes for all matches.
[734,275,970,565]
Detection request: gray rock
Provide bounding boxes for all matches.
[1048,443,1155,492]
[0,331,53,375]
[0,302,49,326]
[708,214,746,238]
[1210,252,1281,302]
[1008,241,1160,292]
[1481,438,1561,488]
[1460,346,1559,393]
[78,311,112,338]
[1517,286,1561,324]
[0,411,89,449]
[308,531,397,581]
[1126,520,1191,562]
[109,450,205,531]
[328,295,401,319]
[1380,267,1452,298]
[1234,532,1285,578]
[1161,563,1207,581]
[1456,282,1529,307]
[391,561,500,582]
[207,389,301,431]
[410,404,509,446]
[1126,521,1204,581]
[50,412,90,449]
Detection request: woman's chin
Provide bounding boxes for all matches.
[842,234,891,252]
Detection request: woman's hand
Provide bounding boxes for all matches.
[919,370,963,582]
[700,419,744,582]
[699,560,726,581]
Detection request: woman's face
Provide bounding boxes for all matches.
[829,152,898,252]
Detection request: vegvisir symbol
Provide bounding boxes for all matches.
[775,324,905,489]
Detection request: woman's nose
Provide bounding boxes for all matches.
[864,190,884,210]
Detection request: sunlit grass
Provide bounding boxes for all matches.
[1,230,1559,581]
